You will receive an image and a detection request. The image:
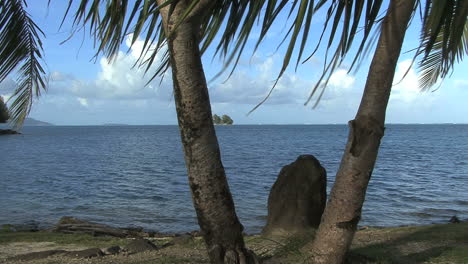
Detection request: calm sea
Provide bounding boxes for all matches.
[1,125,467,233]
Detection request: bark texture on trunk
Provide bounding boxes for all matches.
[156,1,258,263]
[305,0,416,263]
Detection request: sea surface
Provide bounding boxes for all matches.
[1,125,467,233]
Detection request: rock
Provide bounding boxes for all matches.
[66,248,104,258]
[103,245,122,255]
[449,215,461,223]
[124,238,159,253]
[53,216,130,237]
[9,250,66,261]
[262,155,327,235]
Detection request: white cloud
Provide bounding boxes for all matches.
[0,78,15,102]
[48,35,172,102]
[209,56,358,108]
[329,69,355,90]
[390,59,437,105]
[77,97,88,107]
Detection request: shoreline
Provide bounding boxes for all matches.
[1,221,467,263]
[2,214,464,237]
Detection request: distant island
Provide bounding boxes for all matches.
[213,114,233,125]
[102,123,130,126]
[22,118,54,126]
[0,118,53,135]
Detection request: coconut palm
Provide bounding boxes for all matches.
[61,1,394,262]
[0,0,46,128]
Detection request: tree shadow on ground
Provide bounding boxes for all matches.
[351,223,468,263]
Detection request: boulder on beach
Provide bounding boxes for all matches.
[262,155,327,236]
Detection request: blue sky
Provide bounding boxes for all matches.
[1,1,467,125]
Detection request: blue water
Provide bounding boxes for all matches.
[1,125,467,233]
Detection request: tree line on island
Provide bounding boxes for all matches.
[213,114,233,125]
[1,0,466,263]
[0,96,8,124]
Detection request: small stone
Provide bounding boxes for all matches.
[449,215,461,223]
[66,248,104,258]
[124,238,159,253]
[103,245,121,255]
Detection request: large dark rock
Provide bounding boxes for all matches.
[262,155,327,235]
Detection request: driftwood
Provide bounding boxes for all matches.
[52,216,141,238]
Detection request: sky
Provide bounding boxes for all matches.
[1,1,467,125]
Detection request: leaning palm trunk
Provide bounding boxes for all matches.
[305,0,416,263]
[156,1,257,263]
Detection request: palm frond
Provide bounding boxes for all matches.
[65,0,393,110]
[0,0,46,128]
[199,0,388,108]
[417,0,468,90]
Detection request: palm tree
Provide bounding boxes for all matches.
[0,0,46,128]
[64,1,263,262]
[304,1,417,262]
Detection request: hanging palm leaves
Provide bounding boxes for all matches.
[0,0,46,128]
[64,0,388,110]
[418,0,468,90]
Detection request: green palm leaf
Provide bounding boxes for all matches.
[64,0,391,109]
[0,0,46,128]
[418,0,468,90]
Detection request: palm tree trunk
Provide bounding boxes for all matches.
[306,0,416,263]
[156,1,257,263]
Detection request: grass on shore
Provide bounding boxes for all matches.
[1,222,467,263]
[0,229,130,249]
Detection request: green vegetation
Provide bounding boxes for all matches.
[1,223,467,263]
[213,114,233,125]
[249,222,468,264]
[0,230,129,248]
[351,223,468,264]
[0,96,8,123]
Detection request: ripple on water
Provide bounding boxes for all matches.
[1,125,467,233]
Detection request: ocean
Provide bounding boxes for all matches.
[1,124,467,233]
